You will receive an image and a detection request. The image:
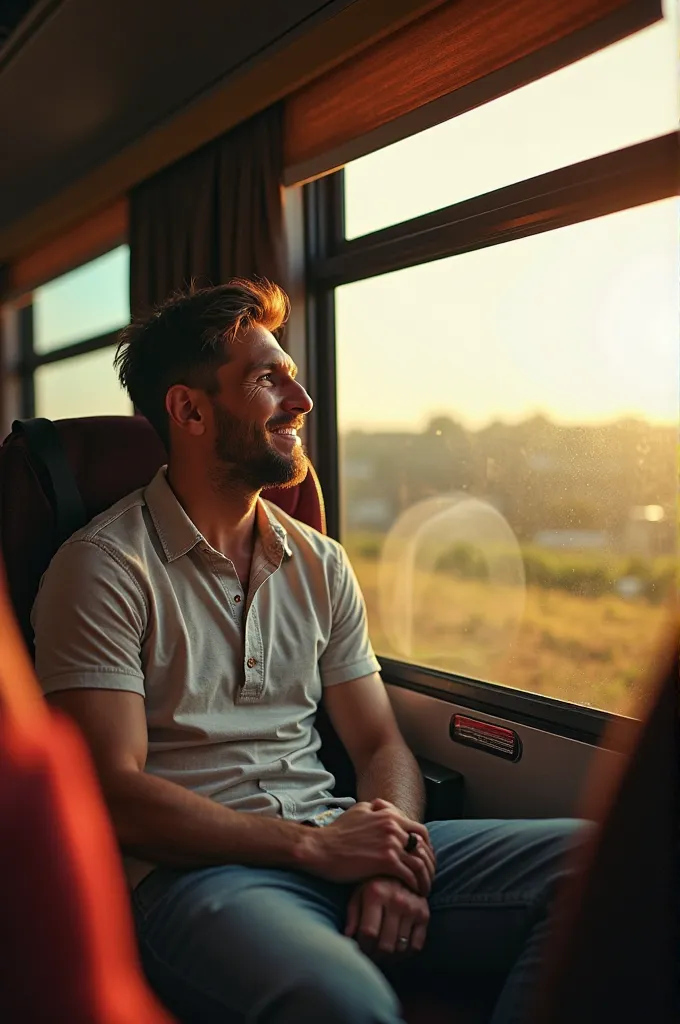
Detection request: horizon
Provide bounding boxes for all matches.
[340,410,679,437]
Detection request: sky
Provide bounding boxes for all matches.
[31,4,679,430]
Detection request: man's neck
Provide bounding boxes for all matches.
[166,460,259,561]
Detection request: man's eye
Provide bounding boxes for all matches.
[257,373,275,383]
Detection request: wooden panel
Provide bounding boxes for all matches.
[8,198,128,297]
[0,0,444,263]
[285,0,662,174]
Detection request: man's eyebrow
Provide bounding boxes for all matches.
[245,358,299,378]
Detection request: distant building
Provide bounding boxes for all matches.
[346,498,394,529]
[343,459,374,481]
[533,530,609,550]
[527,453,558,472]
[625,506,672,557]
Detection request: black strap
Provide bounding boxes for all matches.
[12,418,88,544]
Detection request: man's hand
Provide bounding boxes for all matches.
[345,877,430,960]
[300,800,434,895]
[369,799,436,882]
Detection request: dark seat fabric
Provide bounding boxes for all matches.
[529,619,678,1024]
[0,414,325,655]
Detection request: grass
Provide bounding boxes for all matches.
[347,552,672,718]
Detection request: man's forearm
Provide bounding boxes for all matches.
[355,741,425,822]
[107,769,310,870]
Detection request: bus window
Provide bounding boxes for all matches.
[16,245,131,419]
[335,200,678,717]
[308,0,678,719]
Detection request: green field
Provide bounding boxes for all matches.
[345,541,675,718]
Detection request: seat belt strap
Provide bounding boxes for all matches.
[12,418,88,544]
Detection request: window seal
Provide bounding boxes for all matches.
[18,303,35,418]
[305,172,344,539]
[22,328,122,373]
[380,657,618,745]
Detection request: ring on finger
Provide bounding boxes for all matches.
[404,832,419,853]
[397,936,409,951]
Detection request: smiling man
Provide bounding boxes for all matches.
[31,279,586,1024]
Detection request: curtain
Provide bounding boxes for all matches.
[129,103,285,317]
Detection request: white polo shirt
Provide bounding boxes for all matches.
[31,467,381,885]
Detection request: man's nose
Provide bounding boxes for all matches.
[282,379,314,415]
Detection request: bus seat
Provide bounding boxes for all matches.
[0,414,325,655]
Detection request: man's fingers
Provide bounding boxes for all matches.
[370,799,433,851]
[410,921,428,953]
[356,895,384,954]
[416,841,436,879]
[392,860,422,894]
[403,852,431,896]
[376,909,404,955]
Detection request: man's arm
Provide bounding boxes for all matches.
[324,675,435,957]
[323,673,425,822]
[319,545,427,822]
[46,688,307,868]
[47,688,430,893]
[32,541,430,890]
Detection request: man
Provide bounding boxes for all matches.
[32,279,585,1024]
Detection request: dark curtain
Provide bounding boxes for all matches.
[129,104,285,317]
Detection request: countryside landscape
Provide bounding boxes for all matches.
[340,415,677,717]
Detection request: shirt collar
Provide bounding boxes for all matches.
[144,467,202,563]
[258,500,294,562]
[144,467,293,564]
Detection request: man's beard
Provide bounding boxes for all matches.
[210,400,308,492]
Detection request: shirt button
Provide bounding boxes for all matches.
[247,656,257,668]
[234,595,242,603]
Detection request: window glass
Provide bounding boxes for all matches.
[335,199,679,716]
[344,5,678,239]
[34,347,131,420]
[33,245,130,354]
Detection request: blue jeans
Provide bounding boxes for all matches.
[132,818,587,1023]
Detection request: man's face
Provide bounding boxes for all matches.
[208,324,313,490]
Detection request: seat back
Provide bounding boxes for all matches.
[0,415,325,653]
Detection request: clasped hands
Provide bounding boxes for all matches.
[340,798,437,961]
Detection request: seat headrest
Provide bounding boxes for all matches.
[0,415,325,653]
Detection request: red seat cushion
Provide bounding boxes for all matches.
[0,556,173,1023]
[0,414,325,652]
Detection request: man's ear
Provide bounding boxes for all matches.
[166,384,207,437]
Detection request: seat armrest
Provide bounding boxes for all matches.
[419,758,465,821]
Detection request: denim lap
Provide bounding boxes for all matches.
[132,818,589,1024]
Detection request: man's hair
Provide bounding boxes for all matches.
[115,278,290,448]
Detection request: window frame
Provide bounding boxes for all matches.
[303,114,677,740]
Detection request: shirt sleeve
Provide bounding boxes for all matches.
[319,543,381,687]
[31,539,147,698]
